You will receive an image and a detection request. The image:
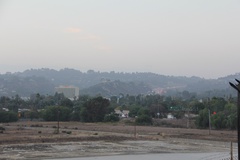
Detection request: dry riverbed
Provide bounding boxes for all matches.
[0,121,237,160]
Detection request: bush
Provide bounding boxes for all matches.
[23,111,39,120]
[135,115,153,125]
[195,103,237,130]
[135,108,152,125]
[80,97,111,122]
[30,124,43,127]
[42,106,71,121]
[0,126,5,131]
[104,114,120,122]
[53,129,59,134]
[195,108,209,129]
[226,112,237,130]
[0,111,18,123]
[70,111,81,121]
[211,112,227,129]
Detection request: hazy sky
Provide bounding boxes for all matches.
[0,0,240,79]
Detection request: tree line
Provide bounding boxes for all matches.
[0,92,237,130]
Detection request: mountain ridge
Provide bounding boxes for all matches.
[0,68,239,97]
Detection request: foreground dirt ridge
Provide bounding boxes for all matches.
[0,121,237,160]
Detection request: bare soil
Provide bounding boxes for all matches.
[0,121,237,159]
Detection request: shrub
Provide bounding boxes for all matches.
[135,108,152,125]
[0,126,5,131]
[135,115,153,125]
[80,97,111,122]
[0,111,18,123]
[53,129,59,134]
[31,124,43,127]
[195,108,209,129]
[104,114,120,122]
[42,106,71,121]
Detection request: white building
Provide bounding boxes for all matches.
[167,113,175,119]
[114,109,129,118]
[55,85,79,100]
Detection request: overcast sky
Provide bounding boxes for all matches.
[0,0,240,79]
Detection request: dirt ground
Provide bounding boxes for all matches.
[0,121,238,160]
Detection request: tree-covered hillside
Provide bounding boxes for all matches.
[0,68,238,97]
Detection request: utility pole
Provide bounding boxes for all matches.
[187,108,190,129]
[57,109,60,134]
[229,79,240,160]
[208,108,211,135]
[206,98,211,135]
[134,124,137,139]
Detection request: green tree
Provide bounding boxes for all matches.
[210,103,237,130]
[195,108,209,128]
[209,97,227,112]
[225,103,237,129]
[188,100,205,114]
[23,110,39,120]
[80,96,111,122]
[0,96,11,108]
[70,106,81,121]
[59,98,73,108]
[149,104,166,118]
[42,106,71,121]
[128,104,141,118]
[227,112,237,129]
[0,111,18,122]
[211,112,227,129]
[104,113,120,122]
[135,108,152,125]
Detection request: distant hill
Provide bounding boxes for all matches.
[0,74,54,97]
[81,80,152,96]
[0,68,239,97]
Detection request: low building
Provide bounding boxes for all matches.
[114,109,129,118]
[167,113,175,119]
